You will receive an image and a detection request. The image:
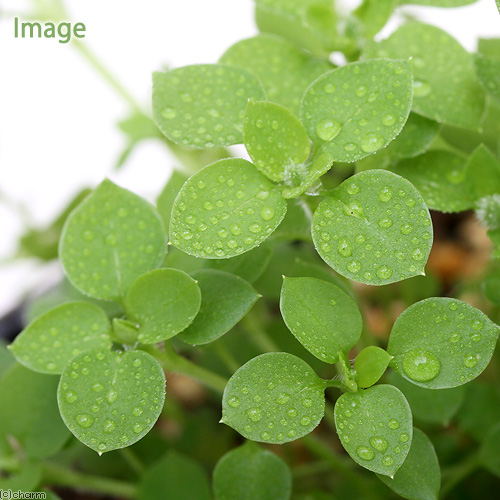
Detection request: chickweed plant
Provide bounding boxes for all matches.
[2,0,500,499]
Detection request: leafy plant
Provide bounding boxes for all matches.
[2,0,500,499]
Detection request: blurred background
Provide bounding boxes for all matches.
[0,0,499,317]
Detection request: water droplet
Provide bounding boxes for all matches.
[132,358,142,367]
[260,207,274,221]
[471,333,482,342]
[83,230,94,241]
[376,266,393,280]
[356,85,367,97]
[105,234,116,246]
[230,223,242,236]
[260,431,271,440]
[133,423,143,434]
[472,320,484,331]
[356,446,375,461]
[463,354,478,368]
[300,416,311,426]
[132,407,143,417]
[65,391,77,403]
[388,418,400,430]
[277,394,290,405]
[76,414,94,428]
[92,383,103,393]
[379,186,393,202]
[382,114,396,127]
[162,107,177,119]
[249,223,262,233]
[411,248,425,261]
[369,436,388,453]
[449,332,461,343]
[287,429,297,438]
[400,223,413,235]
[347,184,360,195]
[316,118,342,142]
[361,133,384,153]
[228,396,240,408]
[247,408,262,422]
[338,238,353,257]
[287,408,298,417]
[103,420,117,434]
[302,398,313,408]
[382,455,394,467]
[347,261,361,274]
[107,390,118,403]
[344,143,357,152]
[378,217,393,228]
[399,433,409,443]
[403,348,441,382]
[414,80,431,97]
[46,362,56,371]
[324,83,336,93]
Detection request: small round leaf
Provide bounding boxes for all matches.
[355,346,393,389]
[388,298,500,389]
[124,268,201,344]
[60,179,166,301]
[244,100,311,183]
[222,353,325,444]
[152,64,265,148]
[213,442,292,500]
[280,277,362,363]
[301,59,413,162]
[179,270,260,345]
[58,349,165,454]
[10,302,111,374]
[334,384,413,476]
[170,158,287,259]
[312,170,433,285]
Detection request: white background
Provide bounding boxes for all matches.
[0,0,499,316]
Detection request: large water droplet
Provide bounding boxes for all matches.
[382,114,396,127]
[247,408,262,422]
[361,133,384,153]
[260,207,275,221]
[414,80,431,97]
[376,266,393,280]
[228,396,240,408]
[316,118,342,142]
[388,418,400,430]
[403,348,441,382]
[463,354,478,368]
[65,391,77,404]
[337,238,353,257]
[379,186,393,202]
[277,394,290,405]
[356,446,375,461]
[382,455,394,467]
[162,107,177,119]
[369,436,389,453]
[103,420,117,434]
[76,414,94,428]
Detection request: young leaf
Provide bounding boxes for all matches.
[9,302,111,374]
[221,352,325,444]
[0,364,70,459]
[280,277,362,363]
[170,158,287,258]
[213,441,292,500]
[312,170,433,285]
[399,0,478,5]
[388,372,465,425]
[219,34,332,114]
[391,151,473,213]
[59,179,166,301]
[388,297,500,389]
[475,54,500,101]
[138,451,212,500]
[335,384,412,476]
[464,144,500,202]
[301,59,413,162]
[244,100,311,183]
[355,346,393,389]
[58,349,165,454]
[178,269,260,345]
[363,22,485,129]
[157,170,189,232]
[377,428,440,500]
[152,64,265,148]
[124,268,201,344]
[0,462,42,493]
[353,0,398,38]
[204,243,272,283]
[479,423,500,478]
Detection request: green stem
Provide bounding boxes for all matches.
[336,351,358,392]
[42,462,137,499]
[241,311,281,353]
[213,341,241,373]
[440,453,481,499]
[144,344,227,393]
[119,447,145,476]
[292,460,332,478]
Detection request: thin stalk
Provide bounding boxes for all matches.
[213,341,241,373]
[241,311,281,353]
[144,344,227,393]
[42,462,137,499]
[119,447,145,476]
[440,452,481,499]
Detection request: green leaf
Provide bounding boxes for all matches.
[475,54,500,102]
[378,428,440,500]
[0,364,69,459]
[399,0,478,5]
[204,243,272,283]
[118,113,161,142]
[124,268,201,344]
[0,341,15,380]
[152,64,265,148]
[222,352,325,444]
[220,34,332,115]
[170,158,287,258]
[255,0,339,56]
[334,384,413,476]
[60,179,166,301]
[0,462,42,493]
[157,170,189,232]
[465,144,500,202]
[388,297,500,389]
[179,269,260,345]
[244,100,311,183]
[312,170,433,285]
[58,349,165,454]
[9,302,111,374]
[363,22,485,129]
[479,423,500,478]
[280,277,362,363]
[391,151,473,213]
[213,441,292,500]
[138,451,211,500]
[354,0,398,38]
[355,346,393,388]
[388,372,465,425]
[476,194,500,229]
[478,38,500,58]
[301,59,413,162]
[112,318,139,345]
[482,261,500,305]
